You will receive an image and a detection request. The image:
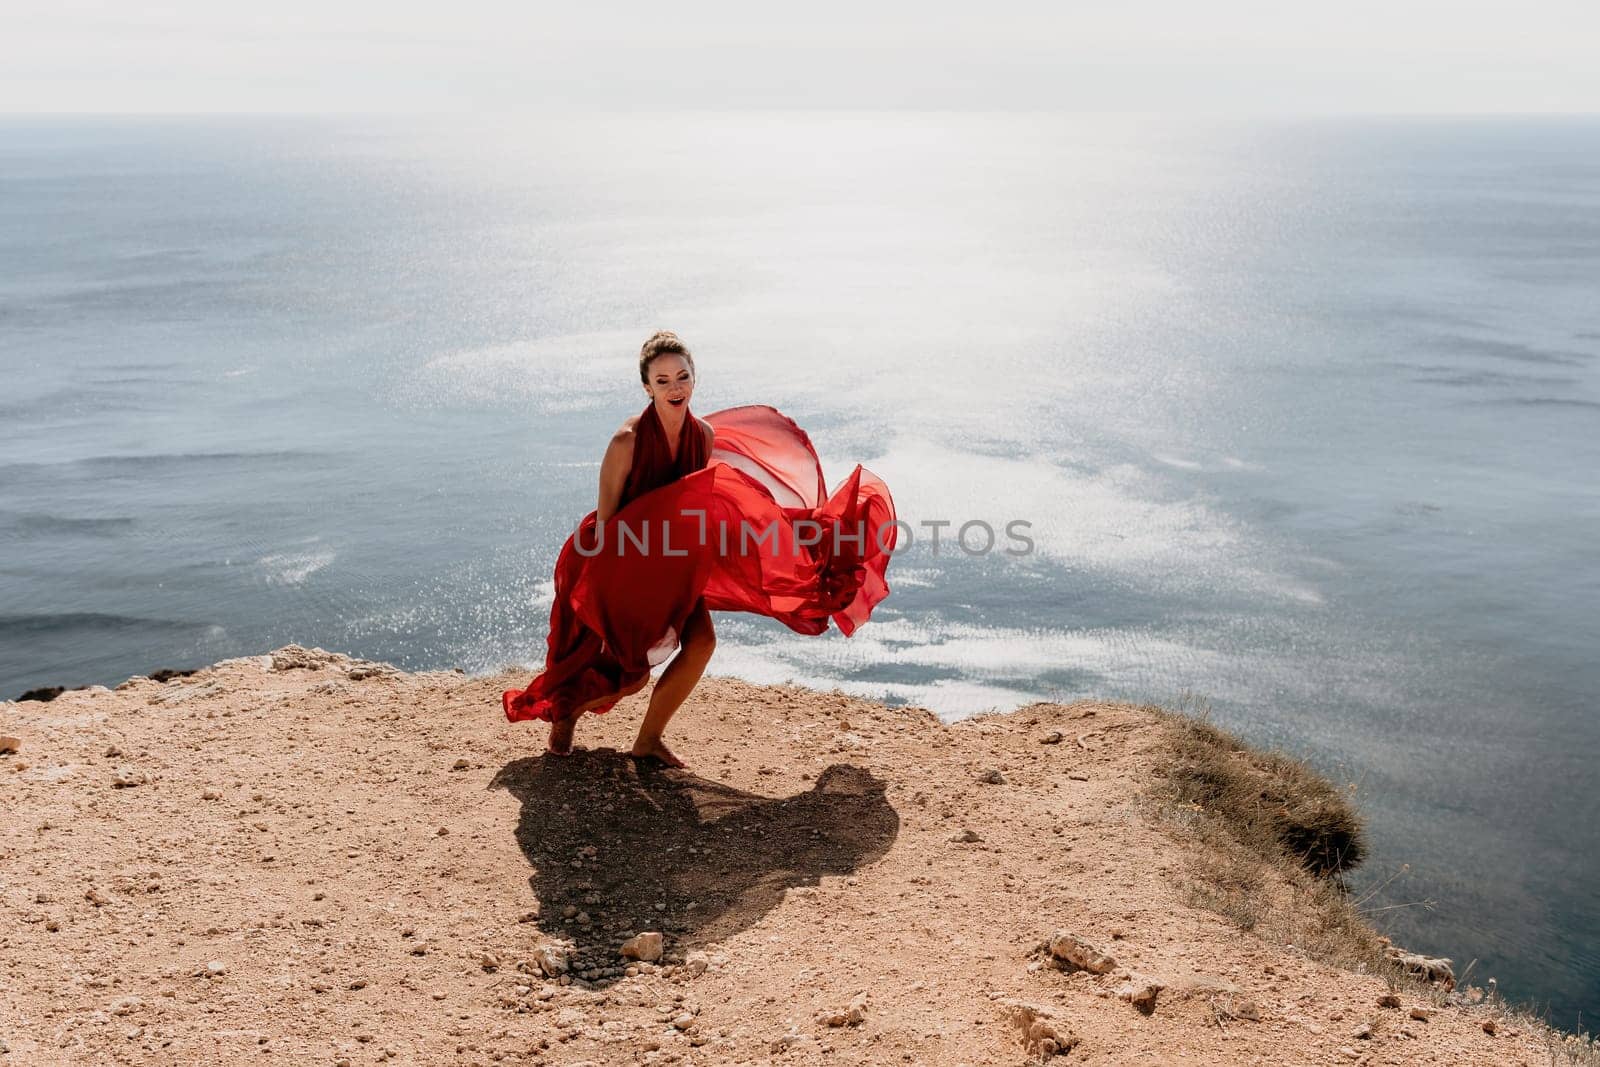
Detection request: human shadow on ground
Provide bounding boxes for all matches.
[489,750,898,983]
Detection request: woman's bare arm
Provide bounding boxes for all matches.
[595,422,636,524]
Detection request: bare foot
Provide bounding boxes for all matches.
[630,735,686,769]
[548,715,577,756]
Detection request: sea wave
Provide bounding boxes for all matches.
[0,612,202,637]
[701,644,1050,721]
[1492,396,1600,410]
[716,615,1221,683]
[256,548,336,586]
[1426,334,1594,367]
[0,449,326,481]
[0,512,136,538]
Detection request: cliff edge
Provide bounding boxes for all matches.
[0,648,1572,1065]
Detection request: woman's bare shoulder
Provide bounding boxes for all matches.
[697,416,715,445]
[607,417,639,458]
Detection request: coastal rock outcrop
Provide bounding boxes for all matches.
[0,646,1556,1065]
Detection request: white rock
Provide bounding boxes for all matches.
[770,1031,812,1052]
[345,661,399,681]
[1005,1001,1080,1059]
[532,946,568,977]
[1115,973,1163,1011]
[270,645,348,671]
[1046,932,1116,974]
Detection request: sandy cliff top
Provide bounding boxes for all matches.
[0,648,1556,1065]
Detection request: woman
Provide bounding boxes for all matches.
[503,330,895,768]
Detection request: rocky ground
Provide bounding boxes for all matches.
[0,647,1560,1065]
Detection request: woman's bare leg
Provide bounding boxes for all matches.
[548,671,649,755]
[632,602,715,768]
[547,714,579,755]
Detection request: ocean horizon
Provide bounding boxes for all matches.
[1,114,1596,1030]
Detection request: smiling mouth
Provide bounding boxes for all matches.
[668,397,686,405]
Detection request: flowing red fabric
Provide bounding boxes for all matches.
[502,401,896,725]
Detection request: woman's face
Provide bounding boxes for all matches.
[643,354,695,412]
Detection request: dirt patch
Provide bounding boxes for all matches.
[0,648,1567,1064]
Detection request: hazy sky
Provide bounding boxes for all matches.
[4,1,1599,113]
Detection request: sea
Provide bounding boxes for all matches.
[1,114,1596,1032]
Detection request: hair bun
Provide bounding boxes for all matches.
[639,330,696,382]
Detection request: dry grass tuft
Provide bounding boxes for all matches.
[1145,698,1363,876]
[1140,694,1384,974]
[1142,695,1600,1064]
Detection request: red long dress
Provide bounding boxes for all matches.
[502,400,896,725]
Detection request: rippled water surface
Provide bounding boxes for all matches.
[1,115,1596,1028]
